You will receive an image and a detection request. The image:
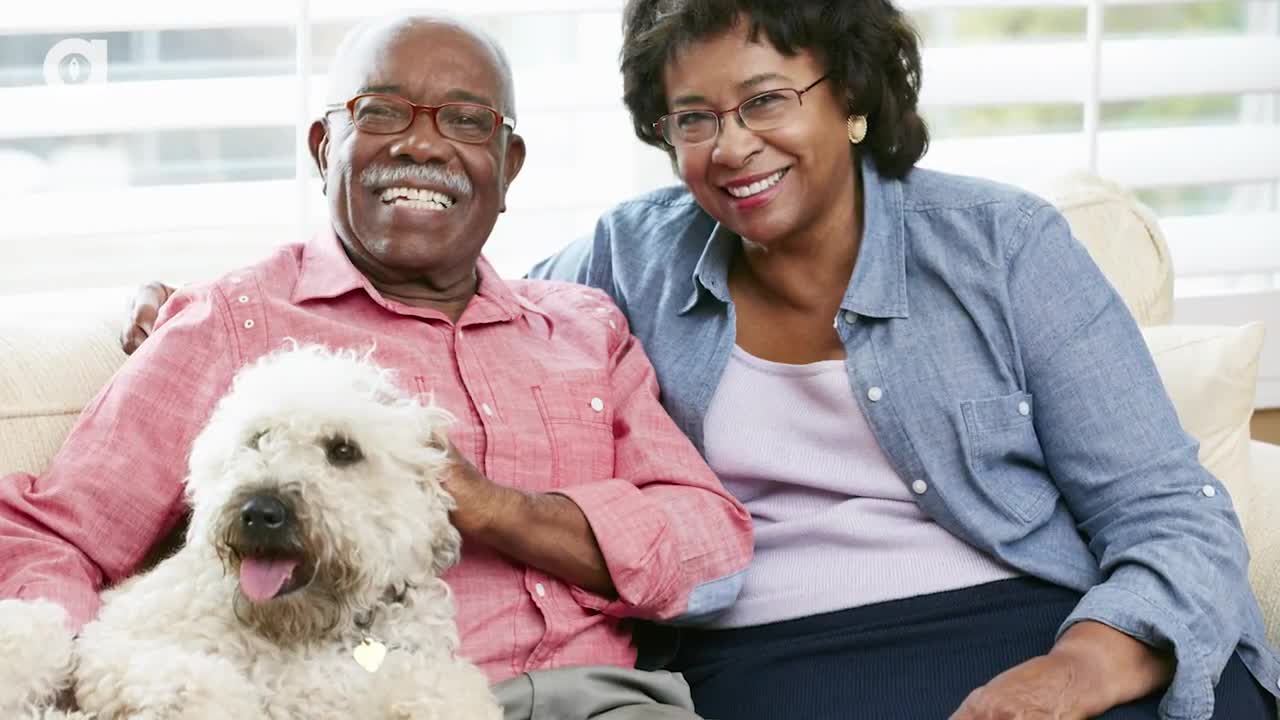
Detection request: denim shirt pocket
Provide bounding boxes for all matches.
[960,391,1057,523]
[531,369,616,487]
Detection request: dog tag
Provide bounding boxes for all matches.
[353,638,387,673]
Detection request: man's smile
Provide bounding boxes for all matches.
[379,186,457,211]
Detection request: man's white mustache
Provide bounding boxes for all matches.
[361,165,472,197]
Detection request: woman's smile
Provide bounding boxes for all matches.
[721,167,790,211]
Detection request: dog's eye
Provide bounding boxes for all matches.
[325,437,363,467]
[248,430,268,449]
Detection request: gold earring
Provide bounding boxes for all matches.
[847,115,868,144]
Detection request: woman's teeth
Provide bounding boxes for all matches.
[726,169,787,199]
[379,186,456,210]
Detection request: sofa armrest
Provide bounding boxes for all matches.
[1246,440,1280,654]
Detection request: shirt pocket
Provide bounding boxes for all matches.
[959,391,1056,523]
[531,369,616,487]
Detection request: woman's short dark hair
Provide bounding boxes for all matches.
[621,0,929,179]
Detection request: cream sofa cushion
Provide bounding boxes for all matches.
[0,292,128,476]
[1249,439,1280,649]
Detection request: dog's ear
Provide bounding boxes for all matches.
[423,423,450,454]
[430,522,462,576]
[413,400,455,454]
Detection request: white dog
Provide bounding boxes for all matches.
[0,345,501,719]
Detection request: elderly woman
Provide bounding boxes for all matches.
[125,1,1278,717]
[531,1,1279,718]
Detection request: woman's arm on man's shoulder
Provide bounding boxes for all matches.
[121,281,176,355]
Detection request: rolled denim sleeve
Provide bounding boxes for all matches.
[1006,202,1254,719]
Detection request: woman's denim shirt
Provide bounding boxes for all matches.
[528,159,1280,719]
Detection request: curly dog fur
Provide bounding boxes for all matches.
[0,345,500,719]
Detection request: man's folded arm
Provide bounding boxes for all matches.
[0,287,239,629]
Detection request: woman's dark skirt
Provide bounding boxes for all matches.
[670,577,1275,720]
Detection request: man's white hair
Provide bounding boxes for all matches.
[325,12,516,117]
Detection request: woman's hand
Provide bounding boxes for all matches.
[949,652,1093,720]
[950,621,1174,720]
[121,281,176,355]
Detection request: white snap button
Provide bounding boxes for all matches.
[1018,401,1031,416]
[867,387,884,402]
[534,583,546,598]
[243,319,254,329]
[238,295,249,304]
[912,479,928,495]
[1202,485,1217,498]
[843,311,858,325]
[481,403,494,417]
[590,398,604,412]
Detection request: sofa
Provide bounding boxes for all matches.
[1,174,1278,686]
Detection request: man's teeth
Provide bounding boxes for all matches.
[726,169,787,199]
[379,186,456,210]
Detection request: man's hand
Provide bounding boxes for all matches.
[121,282,176,355]
[950,621,1173,720]
[439,443,517,537]
[439,443,615,596]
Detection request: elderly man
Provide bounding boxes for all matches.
[0,15,752,719]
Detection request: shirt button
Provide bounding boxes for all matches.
[1018,401,1031,416]
[534,583,547,598]
[843,311,858,325]
[243,319,255,329]
[590,397,604,412]
[238,295,250,304]
[911,479,929,495]
[867,387,884,402]
[1202,485,1217,498]
[481,403,494,417]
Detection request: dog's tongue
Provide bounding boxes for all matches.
[239,557,298,602]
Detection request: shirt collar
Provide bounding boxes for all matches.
[843,157,909,319]
[679,222,737,314]
[292,228,533,325]
[678,157,909,319]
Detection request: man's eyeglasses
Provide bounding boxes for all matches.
[654,75,830,148]
[325,93,516,144]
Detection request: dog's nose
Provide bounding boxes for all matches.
[240,495,290,533]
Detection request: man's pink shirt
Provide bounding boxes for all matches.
[0,232,752,683]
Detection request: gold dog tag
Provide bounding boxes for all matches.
[353,637,387,673]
